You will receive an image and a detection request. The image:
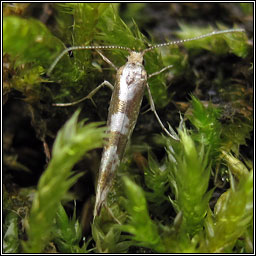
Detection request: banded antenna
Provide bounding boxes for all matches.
[47,28,245,76]
[47,45,132,76]
[142,28,245,53]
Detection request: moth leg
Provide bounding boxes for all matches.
[93,202,121,225]
[148,64,173,79]
[96,50,118,71]
[52,80,114,107]
[146,83,179,141]
[104,205,121,225]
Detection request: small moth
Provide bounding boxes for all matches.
[47,28,245,219]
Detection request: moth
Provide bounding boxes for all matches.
[47,28,245,219]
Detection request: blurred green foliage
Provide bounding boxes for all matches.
[239,3,253,15]
[52,203,92,253]
[203,170,253,253]
[22,111,106,252]
[3,16,62,66]
[175,23,248,58]
[3,212,20,253]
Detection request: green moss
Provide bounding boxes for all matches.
[3,3,252,254]
[22,111,106,252]
[3,16,62,66]
[118,177,165,252]
[3,212,20,253]
[52,203,92,253]
[203,171,253,253]
[175,23,248,58]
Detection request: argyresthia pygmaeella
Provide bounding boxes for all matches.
[47,28,246,219]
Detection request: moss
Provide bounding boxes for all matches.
[3,3,253,253]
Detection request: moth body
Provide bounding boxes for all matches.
[94,51,147,217]
[47,28,245,219]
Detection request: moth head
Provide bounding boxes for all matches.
[127,51,144,64]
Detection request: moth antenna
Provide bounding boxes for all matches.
[47,45,132,76]
[143,28,245,53]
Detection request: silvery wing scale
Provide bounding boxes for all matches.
[94,52,147,217]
